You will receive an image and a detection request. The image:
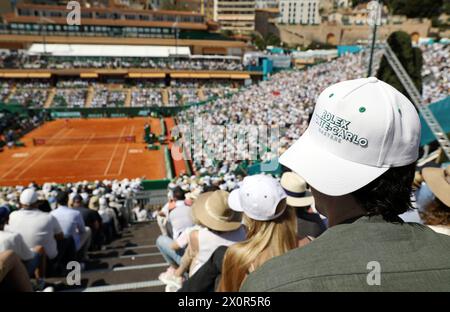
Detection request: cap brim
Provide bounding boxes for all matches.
[228,189,244,212]
[279,131,389,196]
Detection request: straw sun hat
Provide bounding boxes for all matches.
[280,172,314,207]
[192,190,242,232]
[422,166,450,207]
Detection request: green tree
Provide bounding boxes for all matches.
[265,33,281,47]
[220,29,234,38]
[251,33,281,51]
[387,0,443,18]
[444,0,450,14]
[376,31,423,101]
[254,35,266,50]
[353,0,444,18]
[160,0,191,11]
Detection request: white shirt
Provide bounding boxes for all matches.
[51,205,86,251]
[191,225,247,276]
[0,230,34,261]
[169,200,194,240]
[6,209,62,259]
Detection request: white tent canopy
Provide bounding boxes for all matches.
[27,44,191,58]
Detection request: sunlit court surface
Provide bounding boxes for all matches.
[0,118,166,186]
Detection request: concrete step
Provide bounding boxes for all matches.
[51,220,167,292]
[88,246,159,259]
[50,266,167,291]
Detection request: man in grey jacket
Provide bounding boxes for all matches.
[241,78,450,291]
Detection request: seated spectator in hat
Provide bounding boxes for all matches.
[280,172,326,243]
[217,174,298,292]
[51,191,91,262]
[241,78,450,291]
[161,190,246,291]
[400,165,442,224]
[98,196,121,239]
[88,189,101,210]
[6,188,65,275]
[420,165,450,236]
[71,195,103,250]
[156,187,194,276]
[107,194,127,230]
[0,205,46,286]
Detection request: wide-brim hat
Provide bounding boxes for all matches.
[192,190,242,232]
[280,172,314,207]
[422,166,450,207]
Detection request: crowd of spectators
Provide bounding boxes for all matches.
[0,178,144,291]
[176,52,367,176]
[0,43,449,292]
[154,74,450,291]
[0,81,50,108]
[0,52,244,71]
[421,43,450,104]
[91,86,126,108]
[53,89,87,108]
[0,111,44,150]
[131,84,163,107]
[168,89,199,106]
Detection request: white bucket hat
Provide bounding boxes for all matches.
[280,77,421,196]
[228,174,287,221]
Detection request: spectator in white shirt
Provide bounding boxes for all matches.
[0,205,45,279]
[6,188,65,276]
[156,187,194,271]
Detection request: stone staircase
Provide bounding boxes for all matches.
[47,221,167,292]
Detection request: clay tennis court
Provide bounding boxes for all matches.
[0,118,167,186]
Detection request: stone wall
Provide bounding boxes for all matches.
[257,20,432,46]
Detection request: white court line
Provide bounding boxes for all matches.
[103,126,127,176]
[14,128,75,179]
[116,125,135,176]
[73,133,95,160]
[63,280,165,292]
[1,126,69,179]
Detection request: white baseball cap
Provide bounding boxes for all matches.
[20,188,38,206]
[228,174,287,221]
[280,77,421,196]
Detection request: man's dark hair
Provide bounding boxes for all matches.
[36,200,51,213]
[56,191,69,206]
[172,187,185,201]
[73,194,83,203]
[352,163,416,222]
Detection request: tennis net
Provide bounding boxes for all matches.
[32,135,136,146]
